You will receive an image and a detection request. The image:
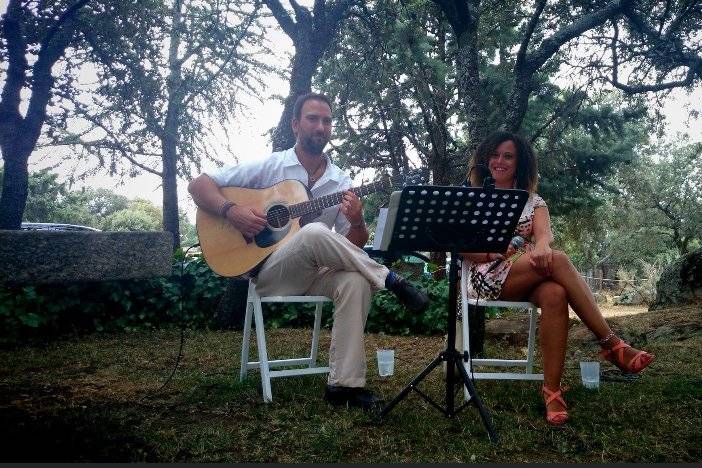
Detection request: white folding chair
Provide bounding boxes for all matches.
[459,261,543,385]
[239,279,331,402]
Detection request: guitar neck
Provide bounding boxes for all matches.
[289,181,384,219]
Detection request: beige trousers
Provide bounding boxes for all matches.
[255,222,390,388]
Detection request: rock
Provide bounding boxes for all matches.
[592,292,608,304]
[0,230,173,284]
[485,316,531,346]
[612,291,646,306]
[651,248,702,310]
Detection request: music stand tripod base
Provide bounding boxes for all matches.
[376,185,528,444]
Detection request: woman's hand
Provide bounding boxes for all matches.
[529,242,553,276]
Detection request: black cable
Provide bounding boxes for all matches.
[148,242,201,398]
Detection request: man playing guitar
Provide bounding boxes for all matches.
[188,92,429,410]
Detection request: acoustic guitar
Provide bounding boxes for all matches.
[196,177,393,277]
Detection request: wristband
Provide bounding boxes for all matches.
[219,200,236,218]
[351,221,365,229]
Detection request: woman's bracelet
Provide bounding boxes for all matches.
[219,200,236,218]
[350,220,365,229]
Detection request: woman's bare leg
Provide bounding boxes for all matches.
[548,251,611,339]
[501,252,647,364]
[529,281,569,414]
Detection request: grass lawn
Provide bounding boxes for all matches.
[1,305,700,462]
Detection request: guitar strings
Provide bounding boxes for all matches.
[263,180,387,226]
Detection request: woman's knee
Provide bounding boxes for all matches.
[551,250,572,269]
[534,282,567,310]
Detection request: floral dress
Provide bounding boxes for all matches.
[464,193,548,300]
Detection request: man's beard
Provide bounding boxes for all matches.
[299,132,328,155]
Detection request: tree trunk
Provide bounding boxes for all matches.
[265,0,355,152]
[160,0,184,250]
[0,0,87,229]
[455,33,488,152]
[161,138,181,250]
[271,50,322,151]
[467,304,486,357]
[435,0,487,152]
[504,70,533,132]
[211,278,249,330]
[0,146,30,229]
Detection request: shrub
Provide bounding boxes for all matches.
[0,254,455,343]
[0,252,227,343]
[264,270,451,336]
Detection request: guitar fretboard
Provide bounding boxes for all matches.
[289,180,387,219]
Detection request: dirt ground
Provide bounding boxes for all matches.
[571,303,649,319]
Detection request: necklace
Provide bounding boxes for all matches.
[307,160,326,184]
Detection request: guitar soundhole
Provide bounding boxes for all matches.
[266,204,290,229]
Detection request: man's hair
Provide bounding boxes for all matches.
[292,92,333,121]
[468,130,539,193]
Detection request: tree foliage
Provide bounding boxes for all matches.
[47,0,270,248]
[317,0,654,210]
[553,139,701,277]
[617,139,702,256]
[0,167,198,240]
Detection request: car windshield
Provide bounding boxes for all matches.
[20,222,101,232]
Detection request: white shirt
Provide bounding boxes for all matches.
[206,147,353,236]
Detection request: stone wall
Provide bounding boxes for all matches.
[0,230,174,284]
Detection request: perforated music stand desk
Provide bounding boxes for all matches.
[376,185,528,443]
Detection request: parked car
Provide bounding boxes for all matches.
[20,222,101,232]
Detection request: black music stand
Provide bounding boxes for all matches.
[376,185,528,443]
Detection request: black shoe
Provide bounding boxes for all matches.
[324,385,384,411]
[387,277,430,312]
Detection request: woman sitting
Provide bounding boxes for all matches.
[462,130,655,426]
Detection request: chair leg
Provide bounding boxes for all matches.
[309,302,323,368]
[239,298,254,382]
[462,303,473,402]
[526,306,538,374]
[252,298,273,402]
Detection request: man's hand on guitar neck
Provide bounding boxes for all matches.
[226,205,267,239]
[341,190,364,226]
[341,190,368,248]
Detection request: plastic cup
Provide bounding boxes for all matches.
[377,349,395,377]
[580,361,600,389]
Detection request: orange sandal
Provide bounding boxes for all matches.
[542,385,568,426]
[599,340,655,374]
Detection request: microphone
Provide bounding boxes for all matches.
[485,236,525,273]
[465,163,490,187]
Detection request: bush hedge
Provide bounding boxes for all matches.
[0,252,452,343]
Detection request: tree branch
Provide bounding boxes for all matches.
[181,5,260,108]
[515,0,546,70]
[39,0,90,51]
[523,0,632,74]
[263,0,298,38]
[64,105,163,176]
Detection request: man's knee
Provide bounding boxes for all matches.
[299,222,334,242]
[336,271,372,301]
